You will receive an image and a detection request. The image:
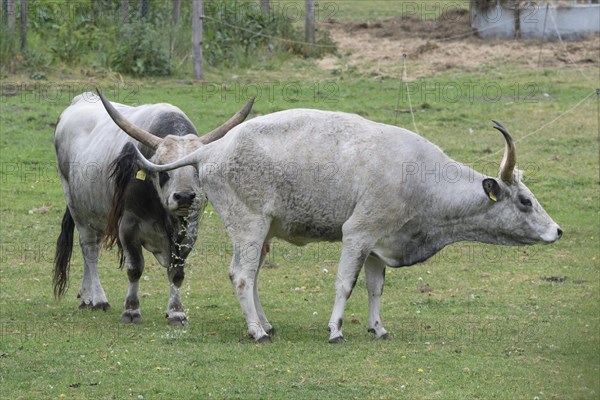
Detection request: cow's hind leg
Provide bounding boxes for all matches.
[77,229,110,310]
[254,242,274,335]
[365,255,390,340]
[166,265,188,326]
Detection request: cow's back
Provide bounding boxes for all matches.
[55,95,128,229]
[54,93,194,232]
[204,109,453,244]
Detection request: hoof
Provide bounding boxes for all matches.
[369,328,391,340]
[328,336,345,344]
[92,302,111,311]
[80,302,111,311]
[121,310,142,324]
[256,335,272,344]
[166,312,189,326]
[265,326,277,336]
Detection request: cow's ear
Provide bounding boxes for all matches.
[482,178,500,202]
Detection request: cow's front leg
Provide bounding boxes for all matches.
[364,255,390,339]
[229,236,271,343]
[328,236,370,343]
[166,265,188,326]
[121,236,144,323]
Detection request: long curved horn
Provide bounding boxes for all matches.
[131,143,204,173]
[200,97,255,144]
[492,119,516,184]
[96,88,163,150]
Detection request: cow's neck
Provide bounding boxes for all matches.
[167,211,199,267]
[419,167,505,251]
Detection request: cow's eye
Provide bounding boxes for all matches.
[519,195,532,207]
[159,172,170,187]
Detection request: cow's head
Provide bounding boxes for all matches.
[481,120,562,245]
[98,89,254,248]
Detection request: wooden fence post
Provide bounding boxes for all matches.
[172,0,181,24]
[261,0,269,14]
[192,0,203,80]
[305,0,315,44]
[19,0,26,51]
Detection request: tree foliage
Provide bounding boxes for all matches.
[1,0,335,77]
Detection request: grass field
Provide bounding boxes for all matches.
[1,2,599,400]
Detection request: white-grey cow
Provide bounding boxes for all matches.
[99,101,562,342]
[53,91,253,325]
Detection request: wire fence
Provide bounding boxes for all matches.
[202,14,336,49]
[393,1,599,158]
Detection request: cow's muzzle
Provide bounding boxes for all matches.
[172,191,197,216]
[174,191,196,206]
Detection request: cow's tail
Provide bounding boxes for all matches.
[103,142,137,268]
[54,207,75,299]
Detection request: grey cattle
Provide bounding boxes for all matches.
[53,91,253,325]
[99,102,562,342]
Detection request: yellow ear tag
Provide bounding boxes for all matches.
[488,192,497,202]
[135,169,147,181]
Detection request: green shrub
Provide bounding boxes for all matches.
[49,18,93,64]
[110,21,171,76]
[202,1,282,67]
[2,0,335,76]
[21,48,52,70]
[202,0,335,68]
[0,26,17,74]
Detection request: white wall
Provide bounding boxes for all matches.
[472,1,600,40]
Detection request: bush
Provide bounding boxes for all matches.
[203,1,284,67]
[110,21,171,76]
[0,26,17,74]
[2,0,335,77]
[49,17,94,64]
[202,0,335,68]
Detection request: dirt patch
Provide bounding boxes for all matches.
[319,8,600,79]
[346,8,473,41]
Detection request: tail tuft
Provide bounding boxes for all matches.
[103,142,137,254]
[54,207,75,299]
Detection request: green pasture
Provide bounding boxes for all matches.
[1,5,599,400]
